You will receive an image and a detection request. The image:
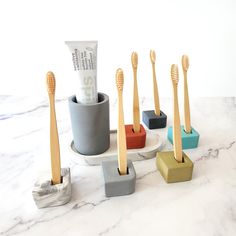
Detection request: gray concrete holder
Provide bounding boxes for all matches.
[32,168,71,209]
[102,159,136,197]
[68,92,110,155]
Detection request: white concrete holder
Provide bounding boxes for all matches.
[32,72,72,209]
[32,168,71,209]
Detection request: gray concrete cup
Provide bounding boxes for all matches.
[68,92,110,155]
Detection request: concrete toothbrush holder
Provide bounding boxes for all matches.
[142,50,167,130]
[126,52,146,149]
[156,64,194,183]
[32,168,71,209]
[167,125,200,149]
[156,151,193,183]
[102,69,136,197]
[32,72,72,209]
[68,92,110,155]
[102,159,136,197]
[125,124,146,149]
[142,110,167,129]
[167,55,200,149]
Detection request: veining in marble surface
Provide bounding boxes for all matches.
[0,96,236,236]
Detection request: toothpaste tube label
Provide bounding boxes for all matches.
[72,48,96,71]
[66,41,98,104]
[76,71,97,104]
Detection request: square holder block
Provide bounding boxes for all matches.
[102,159,136,197]
[32,168,72,209]
[142,110,167,129]
[167,125,200,149]
[156,151,193,183]
[125,124,146,149]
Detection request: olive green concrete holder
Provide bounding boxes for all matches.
[156,151,193,183]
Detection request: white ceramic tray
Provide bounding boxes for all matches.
[70,130,164,166]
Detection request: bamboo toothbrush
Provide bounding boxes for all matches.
[116,68,128,175]
[46,71,61,184]
[171,65,183,163]
[131,52,140,133]
[182,55,191,133]
[150,50,160,116]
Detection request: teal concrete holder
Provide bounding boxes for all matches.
[156,151,193,183]
[167,125,199,149]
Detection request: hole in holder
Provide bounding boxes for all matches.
[71,93,105,104]
[174,156,185,163]
[132,128,141,134]
[155,111,162,117]
[50,176,63,186]
[117,167,129,175]
[183,129,193,134]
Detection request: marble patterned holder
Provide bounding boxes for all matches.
[32,168,71,209]
[70,130,163,165]
[142,110,167,129]
[102,159,136,197]
[156,151,193,183]
[167,125,200,149]
[125,124,146,149]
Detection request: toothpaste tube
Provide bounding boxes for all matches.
[65,41,98,104]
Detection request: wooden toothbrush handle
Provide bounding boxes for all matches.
[173,87,183,162]
[117,92,127,175]
[184,71,191,133]
[133,68,140,133]
[49,94,61,184]
[152,63,160,116]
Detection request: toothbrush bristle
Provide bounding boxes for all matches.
[131,52,138,68]
[116,68,124,91]
[171,64,179,84]
[46,71,56,94]
[182,55,189,71]
[150,50,156,63]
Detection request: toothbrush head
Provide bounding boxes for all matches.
[46,71,56,94]
[171,64,179,85]
[131,52,138,69]
[150,50,156,64]
[182,55,189,71]
[116,68,124,92]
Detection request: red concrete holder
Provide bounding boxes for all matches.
[125,124,146,149]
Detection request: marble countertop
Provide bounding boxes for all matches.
[0,96,236,236]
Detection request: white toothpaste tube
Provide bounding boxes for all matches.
[65,41,98,104]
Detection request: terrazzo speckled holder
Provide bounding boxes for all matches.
[125,124,146,149]
[68,92,110,155]
[156,151,193,183]
[102,159,136,197]
[167,125,199,149]
[32,168,71,209]
[142,110,167,129]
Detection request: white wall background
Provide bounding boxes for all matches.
[0,0,235,98]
